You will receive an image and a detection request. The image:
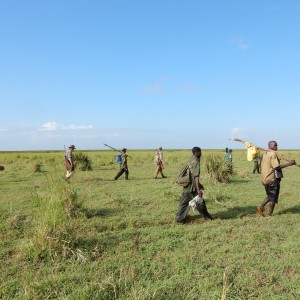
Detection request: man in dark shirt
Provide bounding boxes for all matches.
[176,147,213,223]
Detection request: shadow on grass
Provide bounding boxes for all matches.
[77,231,139,259]
[231,179,250,184]
[83,207,122,219]
[180,215,211,224]
[214,205,257,219]
[82,177,116,182]
[278,204,300,215]
[209,204,300,220]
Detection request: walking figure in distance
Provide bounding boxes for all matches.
[154,147,166,179]
[114,148,129,180]
[65,145,76,179]
[253,153,262,174]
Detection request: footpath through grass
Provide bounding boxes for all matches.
[0,149,300,299]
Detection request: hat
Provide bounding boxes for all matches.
[158,147,162,150]
[121,148,127,152]
[69,145,76,149]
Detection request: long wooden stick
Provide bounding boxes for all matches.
[230,138,299,167]
[103,143,132,158]
[230,138,269,151]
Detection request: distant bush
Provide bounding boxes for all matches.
[74,152,92,171]
[33,163,42,172]
[204,154,232,183]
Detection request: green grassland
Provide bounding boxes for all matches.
[0,149,300,300]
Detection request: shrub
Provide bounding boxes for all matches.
[20,177,85,262]
[33,163,42,172]
[204,154,232,183]
[74,152,92,171]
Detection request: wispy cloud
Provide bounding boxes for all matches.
[66,124,94,130]
[230,127,247,138]
[144,83,163,94]
[174,83,198,93]
[143,76,169,94]
[143,77,198,94]
[0,128,8,132]
[230,38,251,51]
[39,122,94,131]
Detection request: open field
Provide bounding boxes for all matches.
[0,149,300,300]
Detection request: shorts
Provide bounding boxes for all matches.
[65,160,75,172]
[264,180,280,203]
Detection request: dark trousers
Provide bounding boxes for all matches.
[155,165,166,178]
[115,168,129,180]
[176,191,213,222]
[253,161,260,173]
[264,179,280,203]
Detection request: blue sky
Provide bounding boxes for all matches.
[1,0,300,151]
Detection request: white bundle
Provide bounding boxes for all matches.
[189,196,204,212]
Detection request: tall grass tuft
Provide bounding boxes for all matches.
[33,163,42,172]
[20,177,85,262]
[74,152,92,171]
[204,154,232,183]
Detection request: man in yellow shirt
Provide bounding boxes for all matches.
[258,141,296,217]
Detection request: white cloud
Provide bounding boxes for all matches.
[65,124,94,130]
[39,122,94,131]
[40,122,62,131]
[0,128,8,132]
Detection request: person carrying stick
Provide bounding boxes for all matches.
[114,148,129,180]
[258,141,296,216]
[64,145,76,179]
[230,138,297,216]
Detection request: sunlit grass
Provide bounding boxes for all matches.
[1,149,300,299]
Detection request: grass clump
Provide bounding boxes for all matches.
[204,154,232,183]
[20,178,85,263]
[33,163,42,172]
[74,152,92,171]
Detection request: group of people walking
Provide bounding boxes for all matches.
[64,140,297,223]
[113,147,166,181]
[64,145,167,181]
